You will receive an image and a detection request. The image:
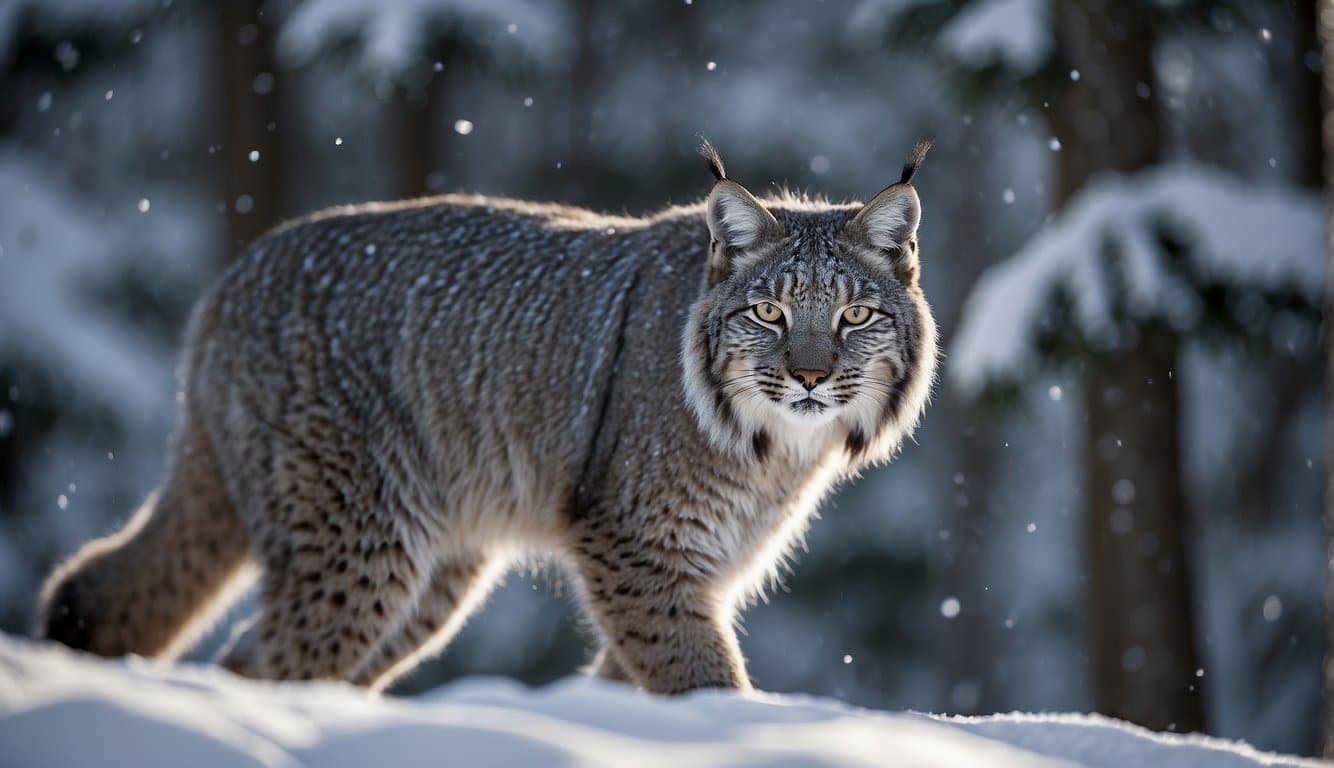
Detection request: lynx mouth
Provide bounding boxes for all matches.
[790,398,828,414]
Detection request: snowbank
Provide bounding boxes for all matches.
[0,635,1318,767]
[950,166,1324,397]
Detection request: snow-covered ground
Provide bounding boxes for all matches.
[0,635,1319,768]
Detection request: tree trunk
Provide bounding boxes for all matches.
[563,0,600,206]
[1081,326,1203,731]
[1299,0,1323,192]
[396,92,433,199]
[1317,1,1334,755]
[940,420,1002,714]
[218,0,284,258]
[394,77,449,199]
[1047,0,1204,732]
[937,127,1005,714]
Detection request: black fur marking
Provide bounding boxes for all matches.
[699,138,727,181]
[713,387,736,429]
[899,139,933,185]
[751,430,771,462]
[845,428,868,458]
[886,378,906,416]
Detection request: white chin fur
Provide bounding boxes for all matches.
[775,403,839,429]
[744,400,843,465]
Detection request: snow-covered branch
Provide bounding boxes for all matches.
[850,0,1052,77]
[278,0,575,82]
[939,0,1049,75]
[950,166,1323,397]
[0,153,207,425]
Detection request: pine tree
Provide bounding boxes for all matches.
[882,0,1323,733]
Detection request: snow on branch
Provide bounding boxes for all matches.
[278,0,575,82]
[848,0,947,31]
[0,153,204,425]
[938,0,1050,75]
[950,166,1324,398]
[848,0,1051,77]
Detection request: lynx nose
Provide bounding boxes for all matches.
[791,368,830,391]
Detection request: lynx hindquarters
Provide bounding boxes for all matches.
[37,412,250,659]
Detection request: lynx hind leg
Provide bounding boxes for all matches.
[350,555,498,690]
[224,526,433,682]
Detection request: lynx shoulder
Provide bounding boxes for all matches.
[37,142,937,694]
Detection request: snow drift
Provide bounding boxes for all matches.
[0,634,1318,767]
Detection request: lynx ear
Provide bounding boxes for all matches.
[845,184,921,284]
[847,183,920,257]
[699,139,782,285]
[844,139,930,283]
[705,181,783,285]
[707,181,781,251]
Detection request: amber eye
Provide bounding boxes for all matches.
[842,306,873,326]
[753,302,784,324]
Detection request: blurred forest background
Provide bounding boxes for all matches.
[0,0,1327,758]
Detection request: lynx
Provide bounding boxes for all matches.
[38,142,937,694]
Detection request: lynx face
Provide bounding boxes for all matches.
[683,146,935,465]
[711,237,918,434]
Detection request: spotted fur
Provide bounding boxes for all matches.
[36,144,937,695]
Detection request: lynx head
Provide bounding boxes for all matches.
[682,140,938,467]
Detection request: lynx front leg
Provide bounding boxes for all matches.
[572,540,749,694]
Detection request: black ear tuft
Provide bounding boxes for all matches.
[699,138,727,182]
[898,139,933,186]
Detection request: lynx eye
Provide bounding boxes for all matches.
[842,306,873,326]
[753,302,784,324]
